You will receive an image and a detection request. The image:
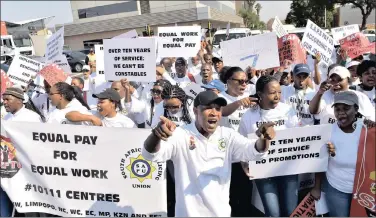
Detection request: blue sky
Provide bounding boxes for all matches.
[1,1,292,27]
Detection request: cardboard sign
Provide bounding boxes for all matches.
[112,29,138,39]
[301,20,335,69]
[221,32,280,70]
[157,26,201,57]
[1,70,13,95]
[103,38,156,82]
[39,64,68,86]
[272,16,288,38]
[6,55,44,87]
[183,82,203,99]
[339,32,370,49]
[45,27,64,62]
[331,24,360,45]
[350,127,376,217]
[248,124,331,179]
[278,34,307,66]
[51,55,72,74]
[346,42,376,59]
[290,193,316,217]
[94,44,106,78]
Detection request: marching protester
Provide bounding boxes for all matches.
[310,91,373,216]
[238,75,299,216]
[199,63,214,85]
[85,48,96,73]
[173,57,196,88]
[142,90,276,216]
[32,79,55,120]
[349,60,375,106]
[346,60,361,86]
[65,88,136,128]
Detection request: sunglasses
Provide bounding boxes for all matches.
[163,105,181,110]
[150,89,162,95]
[230,78,247,85]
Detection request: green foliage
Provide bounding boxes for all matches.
[238,6,266,30]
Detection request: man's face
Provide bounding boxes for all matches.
[361,67,376,87]
[191,56,200,66]
[201,64,213,83]
[280,72,291,86]
[83,70,90,78]
[111,82,125,99]
[194,103,222,134]
[2,95,22,113]
[348,66,358,81]
[162,59,172,71]
[204,55,213,65]
[213,60,223,73]
[329,74,349,93]
[175,63,187,77]
[90,49,94,55]
[97,99,115,117]
[71,79,84,90]
[293,73,309,89]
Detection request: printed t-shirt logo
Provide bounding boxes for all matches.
[0,136,22,178]
[218,138,227,152]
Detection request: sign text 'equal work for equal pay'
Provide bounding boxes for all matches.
[103,38,156,82]
[157,26,201,57]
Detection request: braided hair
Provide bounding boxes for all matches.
[54,82,91,110]
[149,79,171,123]
[24,99,46,122]
[161,84,192,125]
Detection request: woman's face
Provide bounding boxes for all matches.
[334,103,357,128]
[164,98,182,115]
[151,85,163,104]
[258,81,281,109]
[227,71,247,96]
[361,67,376,87]
[214,61,224,73]
[329,74,349,93]
[97,99,116,117]
[48,85,62,107]
[348,66,358,81]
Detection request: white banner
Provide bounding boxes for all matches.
[157,26,201,57]
[331,24,360,45]
[248,124,332,179]
[6,55,44,87]
[45,27,64,62]
[112,30,138,39]
[52,55,72,74]
[103,38,156,82]
[0,122,167,217]
[272,16,288,38]
[301,20,335,69]
[220,32,280,70]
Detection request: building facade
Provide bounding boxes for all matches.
[57,0,244,50]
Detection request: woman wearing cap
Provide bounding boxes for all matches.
[310,91,374,216]
[65,88,136,128]
[309,65,375,125]
[46,82,92,125]
[238,75,300,217]
[350,60,375,107]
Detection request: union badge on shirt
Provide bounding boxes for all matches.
[218,138,227,152]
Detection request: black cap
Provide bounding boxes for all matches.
[193,91,227,107]
[175,57,186,66]
[92,88,121,102]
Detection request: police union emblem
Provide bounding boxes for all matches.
[218,138,227,152]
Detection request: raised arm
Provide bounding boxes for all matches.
[222,97,258,117]
[65,111,102,126]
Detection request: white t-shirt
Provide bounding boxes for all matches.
[46,99,91,125]
[142,123,267,217]
[120,96,147,125]
[238,103,299,137]
[218,91,250,131]
[315,90,375,124]
[92,111,136,128]
[281,86,316,126]
[150,102,195,129]
[32,93,56,120]
[1,105,7,120]
[353,85,375,107]
[174,75,192,89]
[3,106,42,122]
[326,120,363,193]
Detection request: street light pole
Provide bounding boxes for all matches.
[324,6,327,28]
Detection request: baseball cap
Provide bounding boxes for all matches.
[92,88,121,102]
[329,66,351,79]
[293,64,311,76]
[175,57,186,66]
[201,80,226,92]
[82,65,90,71]
[212,52,223,63]
[345,61,360,69]
[332,91,359,107]
[193,90,227,107]
[2,87,24,100]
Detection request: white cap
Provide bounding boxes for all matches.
[83,65,90,71]
[345,61,360,69]
[329,66,351,79]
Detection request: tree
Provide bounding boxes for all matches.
[238,8,266,30]
[333,0,376,29]
[255,3,262,16]
[285,0,335,28]
[244,0,256,10]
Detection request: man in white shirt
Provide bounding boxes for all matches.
[142,91,276,217]
[2,87,42,122]
[174,57,196,88]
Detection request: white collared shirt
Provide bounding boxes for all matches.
[142,123,267,217]
[3,106,42,123]
[46,99,91,125]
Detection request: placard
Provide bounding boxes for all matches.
[6,55,44,87]
[272,16,288,38]
[39,64,68,86]
[248,124,331,179]
[157,26,201,57]
[290,193,316,217]
[52,55,72,74]
[183,82,203,99]
[339,32,375,58]
[103,38,156,82]
[45,27,64,62]
[1,70,13,95]
[331,24,360,45]
[0,121,167,217]
[221,32,280,70]
[301,20,335,69]
[278,34,307,66]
